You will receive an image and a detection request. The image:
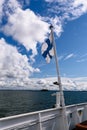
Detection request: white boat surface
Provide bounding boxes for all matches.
[0,102,87,130]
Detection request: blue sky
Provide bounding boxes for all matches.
[0,0,87,87]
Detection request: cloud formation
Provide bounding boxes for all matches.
[76,53,87,62]
[1,76,87,91]
[1,0,87,57]
[1,1,49,60]
[64,53,75,60]
[0,0,50,87]
[0,0,87,88]
[45,0,87,22]
[0,38,40,87]
[0,0,5,22]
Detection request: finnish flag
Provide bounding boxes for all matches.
[41,32,54,63]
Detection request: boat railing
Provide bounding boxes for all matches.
[0,102,87,130]
[66,102,87,130]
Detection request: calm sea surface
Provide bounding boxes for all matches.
[0,90,87,118]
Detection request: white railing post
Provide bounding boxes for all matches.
[62,108,69,130]
[38,113,42,130]
[57,107,69,130]
[69,106,80,130]
[82,105,87,122]
[52,92,60,108]
[56,92,60,108]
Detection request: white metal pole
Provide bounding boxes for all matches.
[50,25,65,107]
[50,25,69,130]
[38,113,42,130]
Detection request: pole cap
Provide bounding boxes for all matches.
[49,24,53,29]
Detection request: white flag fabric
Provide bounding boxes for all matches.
[41,32,54,63]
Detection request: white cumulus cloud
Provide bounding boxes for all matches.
[0,0,49,60]
[0,0,5,22]
[0,38,40,87]
[45,0,87,21]
[0,0,87,89]
[2,8,49,52]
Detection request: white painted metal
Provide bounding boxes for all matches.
[69,106,80,130]
[38,113,42,130]
[0,102,87,130]
[52,92,60,107]
[50,25,69,130]
[50,25,65,107]
[82,105,87,122]
[55,92,60,108]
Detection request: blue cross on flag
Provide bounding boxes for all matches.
[41,31,54,63]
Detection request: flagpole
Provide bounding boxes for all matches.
[50,25,65,107]
[49,25,69,130]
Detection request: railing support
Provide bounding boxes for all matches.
[52,92,60,108]
[82,105,87,122]
[69,106,80,130]
[38,113,42,130]
[56,92,60,108]
[0,103,87,130]
[57,107,69,130]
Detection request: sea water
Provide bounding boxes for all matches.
[0,90,87,118]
